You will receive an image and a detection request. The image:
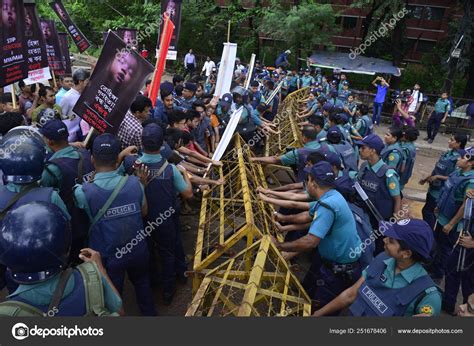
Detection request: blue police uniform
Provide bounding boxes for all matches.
[350,253,441,316]
[354,115,374,137]
[42,146,94,262]
[308,189,362,310]
[300,75,315,88]
[354,159,400,227]
[380,142,404,175]
[399,141,417,190]
[422,149,464,229]
[249,90,264,109]
[328,140,358,173]
[430,168,474,285]
[74,171,156,316]
[138,152,188,299]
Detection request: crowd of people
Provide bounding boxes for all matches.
[0,49,472,318]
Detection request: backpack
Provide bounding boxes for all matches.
[0,262,119,317]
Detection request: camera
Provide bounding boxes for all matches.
[390,90,408,104]
[14,325,29,338]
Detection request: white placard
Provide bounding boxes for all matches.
[214,42,237,98]
[23,68,52,85]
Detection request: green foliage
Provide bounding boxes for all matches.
[259,1,338,59]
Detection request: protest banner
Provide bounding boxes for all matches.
[49,0,91,53]
[214,42,237,98]
[117,28,138,49]
[58,32,72,74]
[157,0,182,60]
[40,18,65,76]
[0,0,28,87]
[24,2,49,74]
[72,31,154,135]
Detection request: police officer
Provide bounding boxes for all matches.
[0,201,122,316]
[420,134,467,229]
[300,68,315,88]
[136,123,193,304]
[249,80,264,109]
[250,125,335,182]
[321,126,358,173]
[399,127,420,191]
[262,80,279,121]
[430,148,474,290]
[313,219,442,317]
[73,134,156,316]
[215,93,233,136]
[352,134,402,231]
[353,104,373,138]
[314,67,323,84]
[381,126,404,175]
[338,81,351,104]
[40,120,94,262]
[272,161,362,311]
[425,91,451,144]
[0,131,70,292]
[177,82,197,110]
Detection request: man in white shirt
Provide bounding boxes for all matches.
[59,69,90,142]
[201,56,215,78]
[408,83,423,119]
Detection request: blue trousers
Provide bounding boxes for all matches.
[422,192,437,230]
[372,102,383,125]
[104,241,156,316]
[430,222,459,279]
[427,112,445,140]
[443,245,474,312]
[313,260,362,314]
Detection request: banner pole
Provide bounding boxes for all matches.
[11,83,17,110]
[83,128,95,148]
[227,20,231,43]
[51,68,58,90]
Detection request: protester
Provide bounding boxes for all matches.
[117,95,152,150]
[55,75,74,104]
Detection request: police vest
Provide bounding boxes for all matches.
[332,141,358,173]
[399,144,416,187]
[82,176,143,258]
[236,105,257,142]
[437,171,473,220]
[144,159,177,230]
[360,116,373,137]
[47,149,94,242]
[380,145,404,175]
[334,173,356,201]
[349,253,437,317]
[430,150,463,190]
[250,91,262,109]
[295,145,332,182]
[358,162,394,220]
[0,186,53,213]
[0,262,118,317]
[348,202,374,269]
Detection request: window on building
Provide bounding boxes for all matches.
[407,5,445,21]
[342,16,357,30]
[416,40,436,53]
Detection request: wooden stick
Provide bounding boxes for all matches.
[83,128,96,148]
[11,83,17,110]
[51,68,58,90]
[227,20,231,43]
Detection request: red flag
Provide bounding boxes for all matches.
[150,15,175,107]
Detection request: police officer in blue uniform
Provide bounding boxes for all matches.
[399,127,419,191]
[320,126,358,173]
[313,219,442,317]
[136,124,193,304]
[0,201,122,316]
[215,93,233,137]
[353,104,373,138]
[272,161,362,312]
[300,68,315,88]
[352,134,402,232]
[177,82,197,110]
[249,80,264,109]
[0,131,70,292]
[40,120,94,262]
[420,134,468,229]
[73,134,156,315]
[381,126,404,175]
[430,148,474,290]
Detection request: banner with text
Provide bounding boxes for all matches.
[72,32,154,135]
[157,0,182,60]
[49,0,90,53]
[40,18,65,75]
[58,32,72,74]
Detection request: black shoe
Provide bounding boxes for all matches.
[163,289,176,306]
[423,137,429,141]
[427,139,433,144]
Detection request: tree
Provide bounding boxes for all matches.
[259,1,338,68]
